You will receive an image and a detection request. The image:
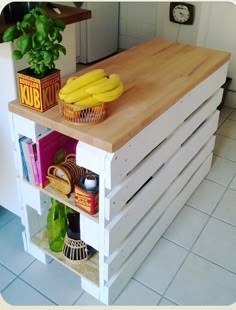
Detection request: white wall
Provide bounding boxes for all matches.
[155,1,202,44]
[119,2,158,49]
[196,2,236,108]
[120,1,236,107]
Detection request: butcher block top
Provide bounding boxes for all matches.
[9,38,230,153]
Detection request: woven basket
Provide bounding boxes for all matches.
[58,98,108,125]
[63,234,89,263]
[47,154,87,196]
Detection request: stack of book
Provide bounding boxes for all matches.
[18,130,78,188]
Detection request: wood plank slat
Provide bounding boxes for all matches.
[105,89,223,221]
[103,154,212,305]
[104,111,219,255]
[103,137,215,281]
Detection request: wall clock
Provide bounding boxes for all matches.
[169,2,195,25]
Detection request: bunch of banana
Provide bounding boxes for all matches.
[58,68,124,110]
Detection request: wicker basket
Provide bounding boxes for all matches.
[58,98,108,125]
[63,234,89,263]
[47,154,87,197]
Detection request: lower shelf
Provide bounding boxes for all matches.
[32,228,99,286]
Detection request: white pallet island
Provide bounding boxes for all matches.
[8,38,230,304]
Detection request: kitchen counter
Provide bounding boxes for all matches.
[9,38,230,152]
[0,2,91,43]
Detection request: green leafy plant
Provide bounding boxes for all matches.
[3,7,66,76]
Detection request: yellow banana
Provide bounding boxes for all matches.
[58,90,67,100]
[60,69,106,95]
[63,86,90,103]
[85,74,121,95]
[62,77,108,104]
[93,82,124,102]
[66,76,78,84]
[74,95,101,107]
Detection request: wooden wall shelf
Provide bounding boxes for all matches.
[0,2,91,43]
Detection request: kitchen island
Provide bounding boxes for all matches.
[8,38,230,304]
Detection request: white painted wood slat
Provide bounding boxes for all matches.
[80,213,99,251]
[105,89,223,221]
[12,114,49,142]
[104,110,219,256]
[104,63,227,189]
[103,137,215,281]
[103,154,212,305]
[21,182,51,215]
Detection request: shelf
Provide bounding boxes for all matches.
[0,3,91,43]
[41,183,99,224]
[32,228,99,286]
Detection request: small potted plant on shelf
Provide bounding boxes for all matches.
[3,6,66,112]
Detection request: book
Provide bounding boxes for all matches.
[28,141,39,186]
[21,137,35,185]
[18,136,29,182]
[36,130,78,188]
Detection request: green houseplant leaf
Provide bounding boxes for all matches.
[2,7,66,77]
[2,25,18,42]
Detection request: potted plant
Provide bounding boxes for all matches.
[3,6,66,112]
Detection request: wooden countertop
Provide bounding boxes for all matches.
[0,3,91,43]
[9,38,230,153]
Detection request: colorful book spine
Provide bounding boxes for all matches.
[28,141,39,186]
[21,137,35,185]
[18,136,29,182]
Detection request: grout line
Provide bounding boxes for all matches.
[0,215,17,232]
[212,153,236,164]
[190,251,236,276]
[0,262,18,277]
[131,277,163,298]
[161,151,236,301]
[17,258,37,278]
[216,133,236,141]
[72,290,85,305]
[158,295,179,306]
[161,179,229,301]
[17,276,58,305]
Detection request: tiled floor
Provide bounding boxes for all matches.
[1,106,236,306]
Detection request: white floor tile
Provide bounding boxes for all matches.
[159,297,177,306]
[213,189,236,226]
[133,238,187,295]
[206,155,236,186]
[186,179,226,214]
[229,175,236,190]
[214,135,236,162]
[218,107,234,127]
[20,259,83,305]
[1,278,54,305]
[0,265,15,292]
[163,205,209,250]
[0,217,35,275]
[165,253,236,305]
[113,279,161,305]
[217,119,236,140]
[192,217,236,273]
[228,109,236,121]
[74,292,104,306]
[0,207,15,229]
